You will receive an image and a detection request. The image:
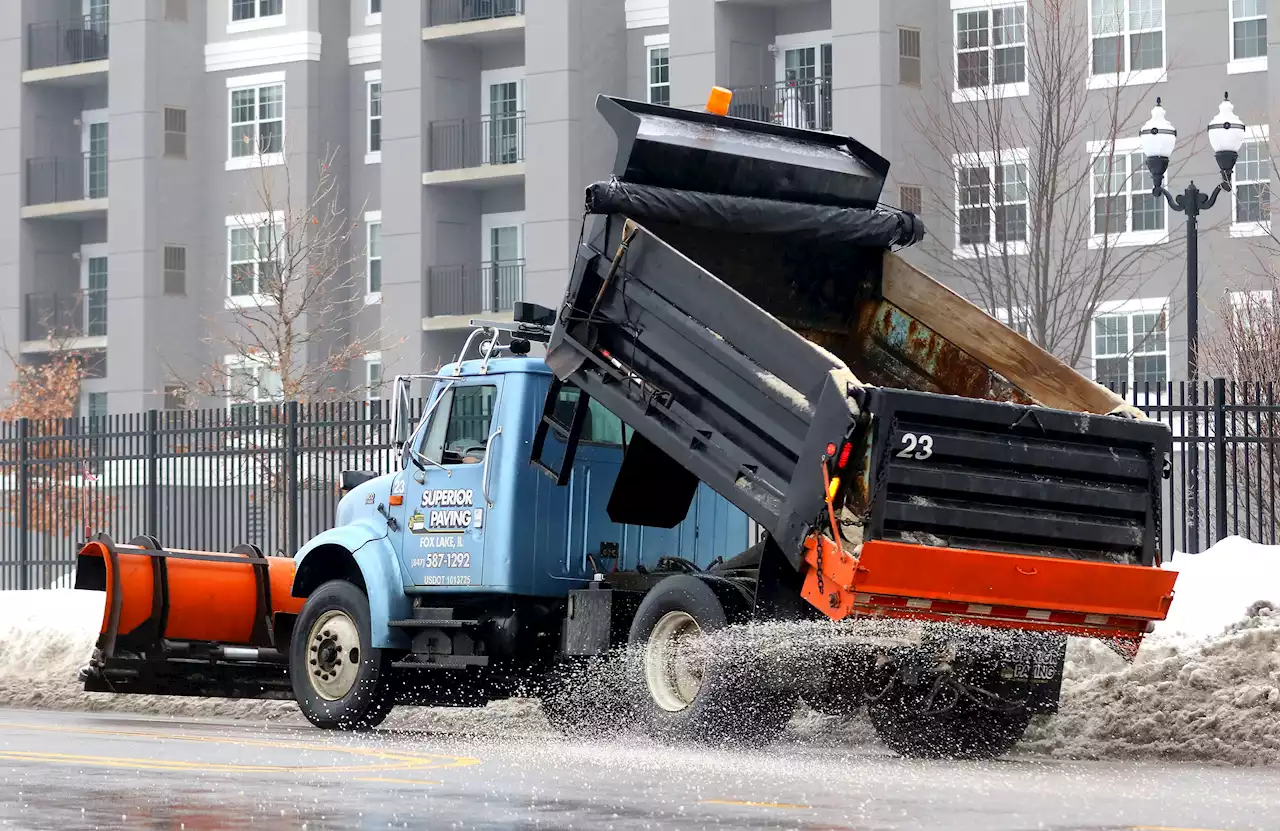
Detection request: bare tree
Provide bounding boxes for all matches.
[0,320,114,541]
[184,145,400,407]
[906,0,1194,369]
[1199,244,1280,543]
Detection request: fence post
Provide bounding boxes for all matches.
[1213,377,1228,545]
[146,408,159,538]
[17,417,29,591]
[286,400,299,557]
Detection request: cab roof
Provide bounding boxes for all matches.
[437,356,553,379]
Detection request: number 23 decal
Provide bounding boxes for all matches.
[896,433,934,460]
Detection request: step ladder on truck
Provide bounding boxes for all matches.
[74,88,1178,759]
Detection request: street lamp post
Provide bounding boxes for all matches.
[1138,93,1248,381]
[1138,94,1248,553]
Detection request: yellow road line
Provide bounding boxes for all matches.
[701,799,812,810]
[2,721,480,775]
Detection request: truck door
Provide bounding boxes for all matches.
[401,378,504,588]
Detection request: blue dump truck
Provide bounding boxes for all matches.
[75,91,1179,759]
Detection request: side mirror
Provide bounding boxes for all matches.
[390,375,413,450]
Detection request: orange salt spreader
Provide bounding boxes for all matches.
[74,534,304,698]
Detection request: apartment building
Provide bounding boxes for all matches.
[0,0,1273,416]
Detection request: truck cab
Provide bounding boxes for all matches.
[351,349,749,597]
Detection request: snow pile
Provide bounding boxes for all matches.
[1024,536,1280,764]
[0,589,298,719]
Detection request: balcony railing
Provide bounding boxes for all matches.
[24,289,108,342]
[27,14,109,71]
[727,77,833,132]
[426,261,524,317]
[26,153,108,206]
[427,0,524,27]
[429,113,525,172]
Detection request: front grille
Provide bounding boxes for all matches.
[863,388,1170,566]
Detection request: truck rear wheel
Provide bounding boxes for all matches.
[867,688,1032,760]
[290,579,394,731]
[626,574,795,747]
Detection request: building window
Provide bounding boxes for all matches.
[953,150,1029,257]
[900,184,923,216]
[899,27,922,86]
[1093,303,1168,389]
[367,219,382,297]
[365,353,383,401]
[367,80,382,159]
[227,216,281,304]
[647,46,670,106]
[86,392,109,422]
[1231,0,1267,67]
[1089,0,1164,85]
[164,107,187,158]
[228,81,284,166]
[85,256,108,337]
[163,245,186,296]
[164,384,189,411]
[1232,128,1271,235]
[227,356,284,412]
[953,3,1027,101]
[232,0,283,23]
[1088,139,1167,247]
[369,0,381,14]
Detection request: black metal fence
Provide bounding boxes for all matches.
[3,380,1277,590]
[426,261,524,317]
[27,14,109,71]
[428,113,525,172]
[427,0,523,27]
[1105,379,1280,555]
[0,400,425,591]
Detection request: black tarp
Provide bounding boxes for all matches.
[584,178,926,249]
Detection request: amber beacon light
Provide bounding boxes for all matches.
[705,86,732,116]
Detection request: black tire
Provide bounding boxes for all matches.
[867,689,1032,760]
[626,574,796,748]
[290,579,394,731]
[539,655,632,739]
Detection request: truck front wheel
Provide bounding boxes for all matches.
[867,686,1032,760]
[626,574,796,747]
[290,579,394,731]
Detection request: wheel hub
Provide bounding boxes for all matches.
[644,611,706,712]
[307,610,361,701]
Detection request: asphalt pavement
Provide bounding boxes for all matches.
[0,707,1277,831]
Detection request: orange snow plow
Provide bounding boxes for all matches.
[74,533,304,698]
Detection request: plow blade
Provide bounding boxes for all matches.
[802,538,1179,659]
[74,533,304,699]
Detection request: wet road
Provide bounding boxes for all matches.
[0,708,1277,831]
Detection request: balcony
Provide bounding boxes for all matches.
[424,0,524,43]
[424,113,526,187]
[22,289,108,353]
[424,261,524,329]
[25,15,109,84]
[23,154,108,220]
[727,77,833,132]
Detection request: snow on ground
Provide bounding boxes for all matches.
[1,536,1278,762]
